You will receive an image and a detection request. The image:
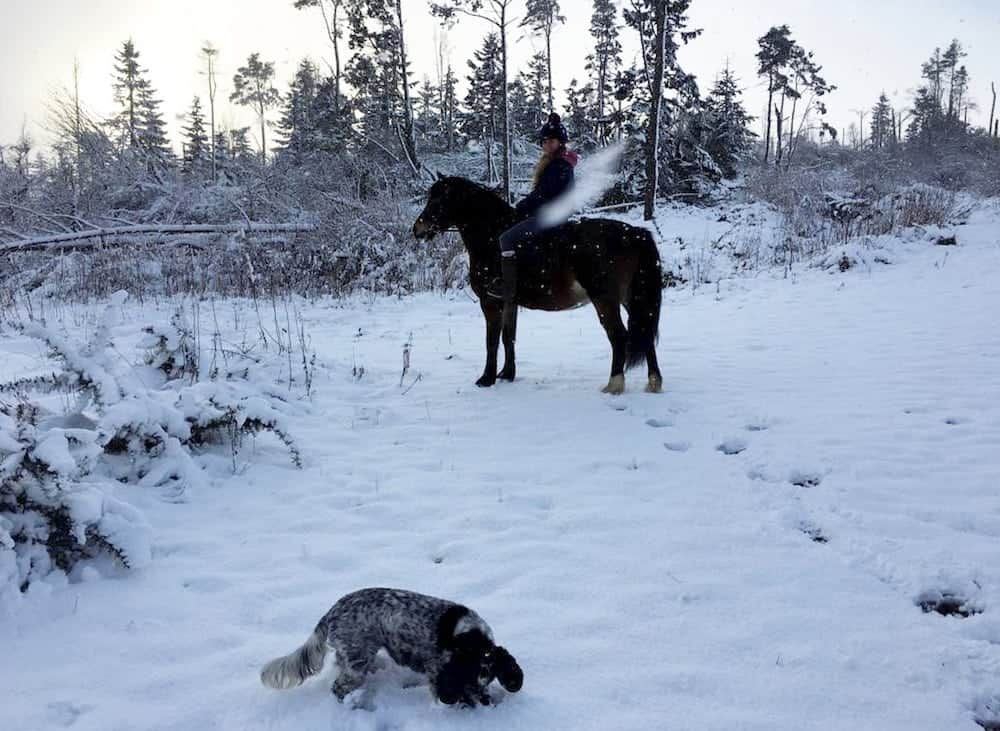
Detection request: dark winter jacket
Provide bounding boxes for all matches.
[515,149,579,217]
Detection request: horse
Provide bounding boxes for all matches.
[412,175,663,395]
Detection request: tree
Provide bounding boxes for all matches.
[111,40,144,151]
[703,66,754,178]
[870,92,893,149]
[564,78,596,147]
[182,96,209,173]
[755,25,795,165]
[461,33,505,182]
[588,0,622,145]
[293,0,346,112]
[642,0,666,220]
[230,53,281,164]
[200,44,220,180]
[431,0,516,201]
[276,59,320,161]
[520,0,564,112]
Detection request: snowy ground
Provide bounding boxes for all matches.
[2,201,1000,730]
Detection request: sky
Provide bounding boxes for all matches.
[1,0,999,152]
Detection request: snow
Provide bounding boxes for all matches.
[1,201,999,730]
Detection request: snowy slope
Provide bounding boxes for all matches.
[1,202,999,730]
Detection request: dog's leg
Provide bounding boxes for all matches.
[331,647,374,702]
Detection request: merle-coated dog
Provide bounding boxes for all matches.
[260,588,523,707]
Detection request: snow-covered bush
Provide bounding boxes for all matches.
[1,295,303,600]
[0,400,151,599]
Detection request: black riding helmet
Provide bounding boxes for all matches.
[537,112,569,144]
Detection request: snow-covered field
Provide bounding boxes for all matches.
[2,201,1000,730]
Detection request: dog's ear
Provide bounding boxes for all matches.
[434,658,466,705]
[492,646,523,693]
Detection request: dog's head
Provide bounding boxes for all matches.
[436,629,523,706]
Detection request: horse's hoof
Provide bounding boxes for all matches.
[476,376,497,388]
[602,375,625,395]
[646,377,663,394]
[498,369,516,382]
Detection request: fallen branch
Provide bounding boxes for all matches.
[0,222,317,253]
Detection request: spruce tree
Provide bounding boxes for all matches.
[588,0,622,144]
[704,66,754,178]
[182,96,209,173]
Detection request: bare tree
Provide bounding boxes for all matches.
[431,0,516,202]
[200,44,219,180]
[294,0,346,112]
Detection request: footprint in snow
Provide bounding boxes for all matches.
[916,589,983,618]
[973,695,1000,731]
[789,470,823,488]
[798,522,829,544]
[664,441,691,453]
[717,438,748,455]
[645,417,674,428]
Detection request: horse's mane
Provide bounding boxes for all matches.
[443,176,513,214]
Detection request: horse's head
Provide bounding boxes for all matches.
[413,175,511,241]
[413,174,462,241]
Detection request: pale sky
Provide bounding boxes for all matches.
[2,0,999,152]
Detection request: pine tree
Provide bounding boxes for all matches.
[870,92,893,149]
[182,96,209,173]
[276,59,320,161]
[524,53,549,129]
[704,67,754,178]
[587,0,622,145]
[111,40,144,151]
[520,0,564,111]
[755,25,795,164]
[564,78,596,148]
[461,33,505,182]
[230,53,281,164]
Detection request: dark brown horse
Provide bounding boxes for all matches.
[412,176,663,394]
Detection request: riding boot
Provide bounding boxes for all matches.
[501,254,518,334]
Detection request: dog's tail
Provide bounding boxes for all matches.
[260,629,328,690]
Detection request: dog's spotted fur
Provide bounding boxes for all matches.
[260,588,523,706]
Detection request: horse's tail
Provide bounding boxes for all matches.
[625,228,663,371]
[260,629,328,690]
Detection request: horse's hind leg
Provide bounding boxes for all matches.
[593,298,628,395]
[645,349,663,394]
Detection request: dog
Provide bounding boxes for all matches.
[260,588,523,706]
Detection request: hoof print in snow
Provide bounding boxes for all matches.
[432,556,444,565]
[944,417,967,426]
[746,423,769,433]
[974,696,1000,730]
[789,471,822,488]
[799,523,829,544]
[645,418,673,428]
[717,438,748,456]
[916,590,982,618]
[664,441,691,453]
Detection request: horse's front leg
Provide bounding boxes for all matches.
[497,303,517,382]
[477,299,503,388]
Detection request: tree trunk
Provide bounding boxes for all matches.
[545,28,554,113]
[259,105,267,165]
[205,49,217,181]
[395,0,419,173]
[774,97,785,166]
[643,0,667,221]
[990,82,997,140]
[499,5,511,203]
[763,78,774,164]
